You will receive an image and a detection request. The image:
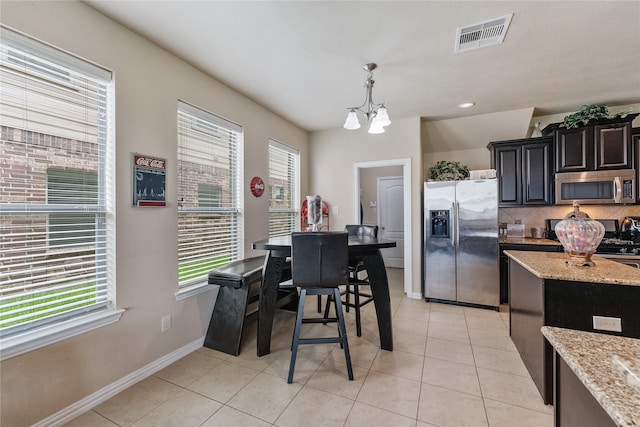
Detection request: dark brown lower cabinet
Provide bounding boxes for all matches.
[508,259,640,405]
[499,244,562,304]
[508,259,553,404]
[553,355,616,427]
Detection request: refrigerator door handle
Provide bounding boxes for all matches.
[455,202,460,248]
[450,203,456,247]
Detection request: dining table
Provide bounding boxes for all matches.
[252,234,397,357]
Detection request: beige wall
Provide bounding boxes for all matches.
[1,2,308,426]
[422,108,535,176]
[309,117,423,297]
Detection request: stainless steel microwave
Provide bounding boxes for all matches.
[555,169,636,205]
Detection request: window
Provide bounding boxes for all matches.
[47,170,98,247]
[177,102,243,287]
[268,139,299,237]
[0,26,117,356]
[198,184,221,208]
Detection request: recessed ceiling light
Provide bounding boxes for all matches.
[458,102,475,109]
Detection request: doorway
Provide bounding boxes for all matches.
[354,158,412,297]
[377,176,404,268]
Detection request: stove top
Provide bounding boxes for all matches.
[597,238,640,255]
[545,218,640,255]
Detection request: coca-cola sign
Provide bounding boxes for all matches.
[134,155,166,170]
[250,176,265,197]
[132,153,167,207]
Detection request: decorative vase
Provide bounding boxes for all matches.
[306,195,322,231]
[531,122,543,137]
[554,202,605,267]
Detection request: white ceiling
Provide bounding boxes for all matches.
[84,1,640,132]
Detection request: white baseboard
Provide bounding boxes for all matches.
[33,337,205,427]
[408,292,423,300]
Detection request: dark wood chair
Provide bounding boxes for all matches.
[325,224,378,337]
[285,231,353,384]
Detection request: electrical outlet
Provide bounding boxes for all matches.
[592,315,622,332]
[161,315,171,332]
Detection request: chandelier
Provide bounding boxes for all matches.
[343,63,391,134]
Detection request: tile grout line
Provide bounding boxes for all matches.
[414,306,431,424]
[466,310,492,427]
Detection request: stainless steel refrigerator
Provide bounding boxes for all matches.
[423,179,499,308]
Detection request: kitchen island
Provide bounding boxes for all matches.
[505,250,640,286]
[498,237,563,303]
[504,250,640,404]
[541,326,640,427]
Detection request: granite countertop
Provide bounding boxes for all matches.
[541,326,640,427]
[504,250,640,286]
[499,237,562,246]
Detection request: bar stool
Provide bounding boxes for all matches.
[285,231,353,384]
[325,224,378,337]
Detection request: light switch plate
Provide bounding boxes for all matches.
[593,315,622,332]
[161,315,171,332]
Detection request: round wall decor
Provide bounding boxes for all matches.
[250,176,265,197]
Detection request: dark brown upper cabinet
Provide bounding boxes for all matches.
[546,115,638,173]
[554,126,593,172]
[594,122,632,169]
[633,128,640,199]
[488,137,553,207]
[522,141,552,204]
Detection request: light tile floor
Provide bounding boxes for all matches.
[65,269,553,427]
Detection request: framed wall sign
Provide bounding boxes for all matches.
[132,154,166,207]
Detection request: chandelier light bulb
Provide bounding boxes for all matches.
[375,107,391,127]
[368,118,385,134]
[343,110,361,130]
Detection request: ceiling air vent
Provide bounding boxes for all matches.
[454,13,513,53]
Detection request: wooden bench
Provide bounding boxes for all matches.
[204,256,296,356]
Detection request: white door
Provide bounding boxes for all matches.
[377,176,404,268]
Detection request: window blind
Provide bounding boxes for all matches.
[0,26,115,336]
[268,139,299,237]
[177,101,243,286]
